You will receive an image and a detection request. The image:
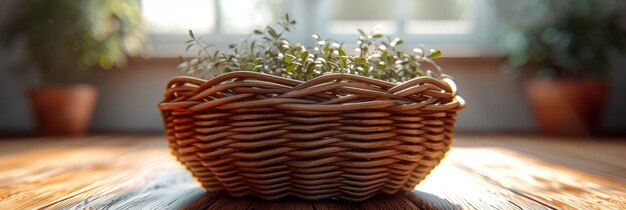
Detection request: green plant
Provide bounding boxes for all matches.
[0,0,145,84]
[496,0,626,79]
[179,14,445,82]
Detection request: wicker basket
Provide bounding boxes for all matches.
[159,71,464,201]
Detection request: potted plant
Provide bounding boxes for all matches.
[0,0,145,135]
[496,0,626,136]
[159,15,464,201]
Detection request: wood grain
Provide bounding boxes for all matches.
[0,135,624,210]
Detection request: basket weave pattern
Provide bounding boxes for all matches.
[159,71,464,201]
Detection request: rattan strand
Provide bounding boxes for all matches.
[159,71,465,201]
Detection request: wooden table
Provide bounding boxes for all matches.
[0,135,624,209]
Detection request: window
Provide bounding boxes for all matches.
[405,0,472,34]
[219,0,285,34]
[329,0,397,34]
[142,0,216,34]
[141,0,496,57]
[325,0,472,35]
[141,0,285,34]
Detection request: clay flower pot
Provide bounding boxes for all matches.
[525,79,607,136]
[29,85,98,136]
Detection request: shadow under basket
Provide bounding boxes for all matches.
[159,71,465,201]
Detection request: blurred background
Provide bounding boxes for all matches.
[0,0,625,137]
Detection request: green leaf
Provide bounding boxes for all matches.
[355,58,367,64]
[380,51,388,59]
[253,29,263,35]
[338,49,346,57]
[300,51,309,60]
[427,50,442,59]
[357,29,367,36]
[306,64,315,76]
[284,54,296,63]
[267,27,279,39]
[372,34,383,38]
[286,63,298,73]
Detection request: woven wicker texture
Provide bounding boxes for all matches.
[159,71,465,201]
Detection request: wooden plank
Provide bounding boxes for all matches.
[455,135,626,182]
[448,147,626,209]
[0,136,107,156]
[0,135,624,210]
[494,135,626,181]
[413,150,553,210]
[0,136,168,209]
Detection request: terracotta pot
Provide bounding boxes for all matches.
[525,79,608,136]
[29,85,98,136]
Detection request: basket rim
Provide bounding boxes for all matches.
[161,71,465,110]
[168,71,456,88]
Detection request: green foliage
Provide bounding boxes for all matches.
[495,0,626,79]
[180,14,444,82]
[0,0,146,83]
